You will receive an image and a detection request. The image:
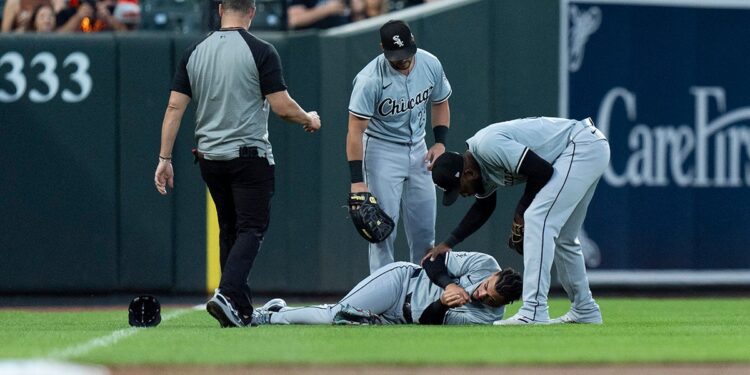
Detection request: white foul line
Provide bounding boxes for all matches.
[47,304,204,360]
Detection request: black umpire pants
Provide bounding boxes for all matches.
[199,154,274,316]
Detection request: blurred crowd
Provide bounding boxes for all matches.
[1,0,140,32]
[287,0,444,30]
[0,0,442,33]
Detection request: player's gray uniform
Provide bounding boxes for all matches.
[269,251,504,325]
[349,49,452,273]
[467,117,609,321]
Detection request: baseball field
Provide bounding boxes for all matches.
[2,297,749,374]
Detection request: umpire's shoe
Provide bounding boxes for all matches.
[206,289,245,328]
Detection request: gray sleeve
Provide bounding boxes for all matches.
[430,59,451,103]
[348,74,379,119]
[474,134,528,174]
[443,306,501,325]
[445,251,500,278]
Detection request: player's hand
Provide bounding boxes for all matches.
[304,111,321,133]
[350,182,368,193]
[349,183,369,210]
[440,283,470,307]
[425,143,446,170]
[154,159,174,195]
[421,242,451,264]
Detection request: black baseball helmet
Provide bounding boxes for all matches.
[128,295,161,327]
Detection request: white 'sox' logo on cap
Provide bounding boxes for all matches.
[393,35,405,47]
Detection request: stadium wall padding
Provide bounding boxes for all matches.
[0,0,558,294]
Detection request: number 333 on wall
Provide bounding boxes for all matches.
[0,51,92,103]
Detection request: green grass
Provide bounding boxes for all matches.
[1,298,749,365]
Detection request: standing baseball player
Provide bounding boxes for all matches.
[426,117,609,325]
[251,251,522,325]
[347,19,452,273]
[154,0,321,328]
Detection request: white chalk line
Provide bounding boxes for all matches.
[47,304,205,360]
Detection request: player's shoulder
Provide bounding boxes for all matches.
[353,55,386,86]
[415,49,444,68]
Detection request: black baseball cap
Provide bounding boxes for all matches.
[380,20,417,61]
[432,152,464,206]
[128,295,161,327]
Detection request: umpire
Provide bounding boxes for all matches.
[154,0,321,328]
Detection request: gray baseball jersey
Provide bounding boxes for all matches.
[266,251,505,325]
[348,49,451,273]
[466,117,581,197]
[466,117,609,323]
[349,49,452,144]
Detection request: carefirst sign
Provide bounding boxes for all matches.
[598,86,750,187]
[560,0,750,273]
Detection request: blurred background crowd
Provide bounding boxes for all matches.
[0,0,444,33]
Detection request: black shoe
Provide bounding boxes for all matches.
[206,289,245,328]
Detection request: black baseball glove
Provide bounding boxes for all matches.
[348,192,394,243]
[508,214,524,255]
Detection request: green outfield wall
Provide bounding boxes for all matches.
[0,0,558,294]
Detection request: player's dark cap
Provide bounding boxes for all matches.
[380,20,417,62]
[432,151,464,206]
[128,295,161,327]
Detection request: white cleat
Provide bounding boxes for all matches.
[493,313,549,326]
[549,311,603,324]
[259,298,287,313]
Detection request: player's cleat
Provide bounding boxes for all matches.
[549,310,603,324]
[250,310,273,326]
[260,298,287,313]
[206,289,245,328]
[493,313,549,326]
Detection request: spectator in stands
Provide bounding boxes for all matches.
[55,0,93,32]
[56,0,128,32]
[389,0,441,12]
[2,0,50,31]
[112,0,140,30]
[287,0,349,30]
[350,0,388,22]
[27,2,56,31]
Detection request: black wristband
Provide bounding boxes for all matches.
[433,125,449,144]
[349,160,364,183]
[443,234,460,248]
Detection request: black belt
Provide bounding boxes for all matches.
[403,293,413,324]
[192,146,265,164]
[402,267,421,324]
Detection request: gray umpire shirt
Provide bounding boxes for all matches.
[348,49,451,144]
[172,28,288,163]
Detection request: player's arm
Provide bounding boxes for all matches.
[347,113,369,192]
[444,191,497,248]
[419,253,469,325]
[514,150,554,217]
[425,101,450,169]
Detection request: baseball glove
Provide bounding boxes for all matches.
[333,304,385,325]
[348,192,394,243]
[508,215,524,255]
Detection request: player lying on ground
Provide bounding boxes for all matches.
[251,251,522,325]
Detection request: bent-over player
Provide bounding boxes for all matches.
[251,251,522,325]
[347,19,452,273]
[427,117,609,325]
